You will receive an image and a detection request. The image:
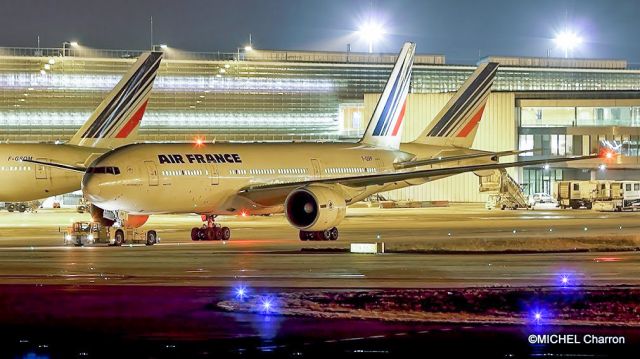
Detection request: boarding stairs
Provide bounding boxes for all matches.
[479,169,529,209]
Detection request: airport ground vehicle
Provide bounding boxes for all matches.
[2,201,39,212]
[485,194,524,210]
[64,221,106,246]
[556,181,595,209]
[482,169,530,210]
[76,198,89,213]
[528,192,555,206]
[528,192,559,210]
[3,202,27,212]
[64,221,158,246]
[593,181,640,212]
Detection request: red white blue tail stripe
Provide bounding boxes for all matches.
[410,62,498,149]
[426,62,498,138]
[81,52,162,139]
[360,42,415,149]
[68,51,162,148]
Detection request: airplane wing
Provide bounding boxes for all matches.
[239,154,600,203]
[393,149,534,170]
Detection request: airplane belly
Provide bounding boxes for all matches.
[110,180,238,215]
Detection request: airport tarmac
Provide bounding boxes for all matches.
[1,204,639,358]
[0,204,638,288]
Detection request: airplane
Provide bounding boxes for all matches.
[0,51,163,205]
[30,42,605,242]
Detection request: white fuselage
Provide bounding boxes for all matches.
[0,144,106,202]
[83,142,493,215]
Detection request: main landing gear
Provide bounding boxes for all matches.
[191,215,231,241]
[299,227,339,241]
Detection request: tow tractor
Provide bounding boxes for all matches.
[64,221,159,246]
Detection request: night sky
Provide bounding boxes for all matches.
[1,0,639,64]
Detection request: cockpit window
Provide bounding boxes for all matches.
[87,167,120,175]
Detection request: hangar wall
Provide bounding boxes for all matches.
[364,92,517,202]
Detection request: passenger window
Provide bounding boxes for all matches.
[626,184,632,191]
[635,184,640,191]
[573,183,579,191]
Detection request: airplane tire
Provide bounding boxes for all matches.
[18,204,27,213]
[114,230,124,246]
[146,230,157,246]
[329,227,339,241]
[191,228,199,241]
[220,227,231,241]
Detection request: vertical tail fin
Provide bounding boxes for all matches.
[359,42,415,149]
[412,62,499,148]
[67,51,163,148]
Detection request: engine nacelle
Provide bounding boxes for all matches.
[124,214,149,228]
[284,185,346,231]
[89,204,149,228]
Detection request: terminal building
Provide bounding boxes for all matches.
[1,46,640,203]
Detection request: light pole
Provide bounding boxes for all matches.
[62,41,79,57]
[236,45,253,61]
[152,44,168,52]
[554,31,582,58]
[357,21,385,53]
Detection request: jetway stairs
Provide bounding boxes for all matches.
[479,169,529,209]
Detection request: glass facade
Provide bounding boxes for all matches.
[519,103,640,196]
[520,106,640,127]
[2,47,640,143]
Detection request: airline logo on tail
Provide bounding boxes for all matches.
[360,42,415,149]
[426,62,498,139]
[68,51,163,148]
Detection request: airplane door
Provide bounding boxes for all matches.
[35,158,48,179]
[311,159,322,178]
[144,161,159,186]
[210,164,219,185]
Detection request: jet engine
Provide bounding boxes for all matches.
[284,185,346,231]
[124,214,149,228]
[89,204,149,228]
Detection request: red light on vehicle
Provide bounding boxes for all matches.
[240,209,248,217]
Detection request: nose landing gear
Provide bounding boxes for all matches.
[299,227,338,241]
[191,215,231,241]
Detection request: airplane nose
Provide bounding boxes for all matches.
[81,173,103,202]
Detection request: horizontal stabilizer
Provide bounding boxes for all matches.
[393,149,535,170]
[21,158,87,173]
